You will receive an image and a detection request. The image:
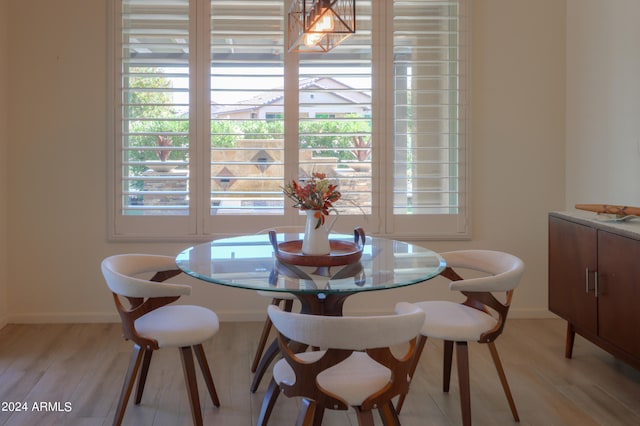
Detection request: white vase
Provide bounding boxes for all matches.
[302,209,337,255]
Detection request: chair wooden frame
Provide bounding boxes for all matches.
[105,260,220,426]
[396,251,522,426]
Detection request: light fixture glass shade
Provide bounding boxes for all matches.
[288,0,356,53]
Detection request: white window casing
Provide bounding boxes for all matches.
[108,0,470,241]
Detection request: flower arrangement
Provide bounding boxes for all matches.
[283,172,341,228]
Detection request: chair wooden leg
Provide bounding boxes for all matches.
[455,342,471,426]
[134,347,153,404]
[378,400,401,426]
[312,406,325,426]
[251,298,295,383]
[251,317,273,373]
[180,346,203,426]
[395,334,427,414]
[282,298,294,312]
[251,298,282,373]
[296,398,318,426]
[354,406,375,426]
[193,344,220,407]
[251,338,280,392]
[113,344,145,426]
[487,342,519,422]
[256,378,281,426]
[443,340,454,392]
[252,335,304,394]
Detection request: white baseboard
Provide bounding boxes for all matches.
[509,309,559,319]
[5,308,558,324]
[7,311,267,324]
[8,312,122,324]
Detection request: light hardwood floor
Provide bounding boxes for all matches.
[1,319,639,426]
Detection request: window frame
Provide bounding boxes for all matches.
[107,0,470,241]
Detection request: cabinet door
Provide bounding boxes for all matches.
[597,231,640,356]
[548,216,597,334]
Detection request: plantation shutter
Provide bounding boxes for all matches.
[297,0,374,232]
[388,0,469,238]
[110,0,469,239]
[207,0,286,226]
[113,0,194,237]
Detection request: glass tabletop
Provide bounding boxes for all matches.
[176,231,446,295]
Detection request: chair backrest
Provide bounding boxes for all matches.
[268,302,425,410]
[439,250,525,343]
[102,254,191,298]
[440,250,524,292]
[101,254,190,349]
[268,302,424,350]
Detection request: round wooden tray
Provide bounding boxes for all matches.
[269,227,366,267]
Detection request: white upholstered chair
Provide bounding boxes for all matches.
[396,250,524,426]
[101,254,220,426]
[257,303,425,426]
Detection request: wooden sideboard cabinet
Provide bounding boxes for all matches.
[549,212,640,370]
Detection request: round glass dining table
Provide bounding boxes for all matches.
[176,229,446,316]
[176,229,446,392]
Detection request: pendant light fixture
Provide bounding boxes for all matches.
[288,0,356,53]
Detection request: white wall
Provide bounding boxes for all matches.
[566,0,640,208]
[0,0,9,327]
[3,0,566,324]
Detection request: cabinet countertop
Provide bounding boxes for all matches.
[550,210,640,240]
